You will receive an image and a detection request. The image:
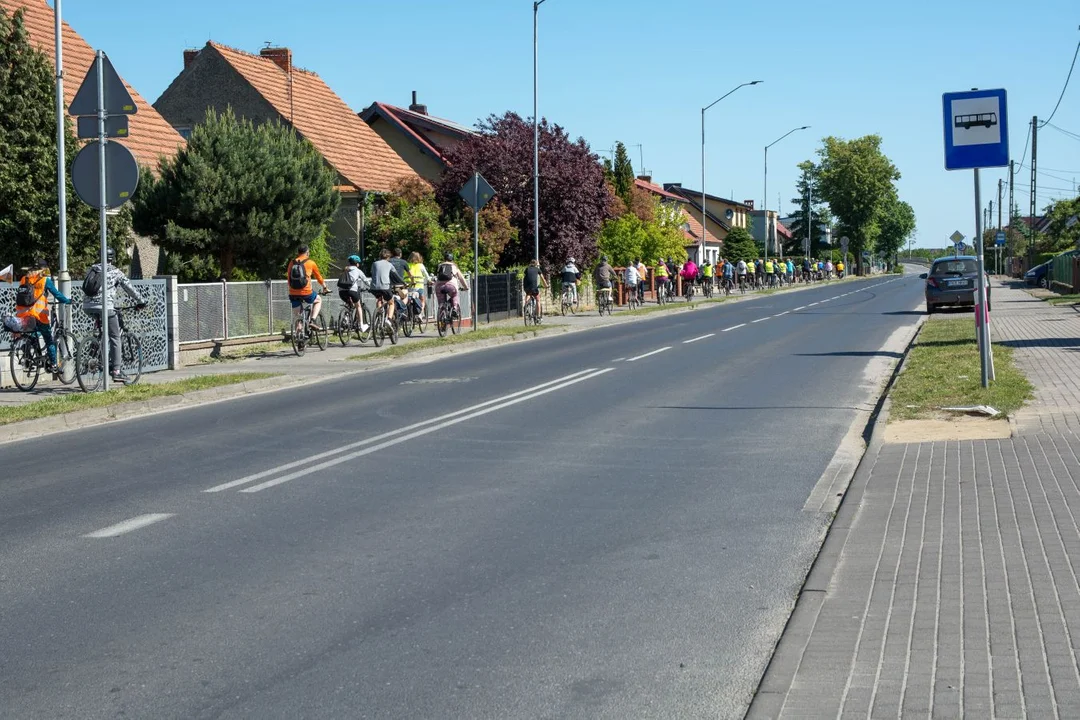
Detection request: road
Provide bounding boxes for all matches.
[0,273,925,719]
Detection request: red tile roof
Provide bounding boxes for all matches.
[206,42,417,193]
[776,221,792,238]
[681,209,721,246]
[365,101,448,162]
[635,178,685,201]
[0,0,184,167]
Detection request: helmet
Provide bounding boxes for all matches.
[600,255,608,263]
[567,257,575,264]
[444,252,453,261]
[347,254,361,265]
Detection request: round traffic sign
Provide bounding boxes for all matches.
[71,140,140,210]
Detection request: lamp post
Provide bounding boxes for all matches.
[533,0,548,266]
[763,126,809,263]
[702,81,762,264]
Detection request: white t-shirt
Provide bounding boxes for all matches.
[624,265,641,285]
[736,260,748,274]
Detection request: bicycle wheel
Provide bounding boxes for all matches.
[388,315,399,344]
[9,337,41,391]
[356,304,371,344]
[292,316,307,356]
[451,307,462,335]
[122,334,144,385]
[337,307,353,346]
[54,329,76,385]
[76,336,104,393]
[313,310,328,351]
[524,299,534,326]
[401,304,414,338]
[372,307,385,347]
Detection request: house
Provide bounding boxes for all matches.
[661,183,752,246]
[359,93,476,184]
[154,42,418,261]
[1,0,186,277]
[635,177,722,264]
[749,210,794,256]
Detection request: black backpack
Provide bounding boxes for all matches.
[288,259,308,290]
[436,262,454,282]
[15,279,37,307]
[337,269,353,289]
[82,265,103,297]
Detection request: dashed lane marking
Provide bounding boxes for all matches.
[84,514,174,538]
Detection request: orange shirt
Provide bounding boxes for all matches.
[15,271,49,324]
[287,255,325,296]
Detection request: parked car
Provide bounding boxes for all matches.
[1024,261,1051,289]
[922,256,991,314]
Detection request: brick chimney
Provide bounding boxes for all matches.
[260,47,292,73]
[744,200,755,210]
[183,48,200,70]
[637,174,652,184]
[408,90,428,115]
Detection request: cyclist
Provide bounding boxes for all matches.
[372,248,406,323]
[624,261,641,303]
[389,247,410,285]
[406,251,431,314]
[775,259,785,287]
[434,251,469,319]
[654,258,670,302]
[14,258,71,374]
[836,259,845,278]
[825,259,834,280]
[680,257,698,296]
[337,255,371,332]
[786,258,795,284]
[82,247,146,385]
[721,257,735,291]
[736,258,748,289]
[523,258,547,320]
[560,257,581,306]
[764,258,774,288]
[746,258,755,288]
[287,244,328,331]
[802,257,812,283]
[702,259,714,292]
[594,255,615,305]
[635,258,648,303]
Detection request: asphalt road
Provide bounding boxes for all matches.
[0,273,925,719]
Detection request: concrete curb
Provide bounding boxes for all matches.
[745,310,928,719]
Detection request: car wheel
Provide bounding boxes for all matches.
[926,303,935,315]
[1039,277,1048,289]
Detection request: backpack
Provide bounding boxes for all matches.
[82,265,103,298]
[288,259,308,290]
[15,279,38,308]
[337,269,354,289]
[436,262,454,282]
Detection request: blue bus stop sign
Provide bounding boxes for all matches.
[943,89,1009,170]
[995,231,1006,247]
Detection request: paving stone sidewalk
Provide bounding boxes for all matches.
[749,279,1080,719]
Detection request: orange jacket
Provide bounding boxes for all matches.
[15,271,49,324]
[286,255,325,296]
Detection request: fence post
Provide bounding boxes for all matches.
[220,277,229,340]
[154,275,180,370]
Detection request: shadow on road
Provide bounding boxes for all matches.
[794,351,904,359]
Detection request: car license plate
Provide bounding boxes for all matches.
[947,279,967,287]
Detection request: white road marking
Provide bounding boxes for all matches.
[84,514,174,538]
[751,317,769,323]
[612,357,626,362]
[627,347,672,362]
[205,368,601,493]
[683,334,715,344]
[793,306,806,312]
[240,368,616,493]
[722,323,746,332]
[808,302,819,306]
[774,311,790,317]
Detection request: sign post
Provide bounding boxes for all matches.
[458,173,495,332]
[943,88,1008,389]
[840,236,849,275]
[68,50,139,391]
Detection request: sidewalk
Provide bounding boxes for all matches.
[749,280,1080,719]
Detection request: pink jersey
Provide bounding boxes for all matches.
[681,262,698,279]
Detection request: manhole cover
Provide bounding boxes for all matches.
[401,377,477,385]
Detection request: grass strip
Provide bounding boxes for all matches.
[889,318,1032,421]
[0,372,279,425]
[198,340,290,363]
[350,323,563,360]
[1046,293,1080,306]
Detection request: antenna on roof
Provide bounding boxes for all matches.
[264,41,273,49]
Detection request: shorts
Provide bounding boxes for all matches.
[339,289,361,305]
[655,276,668,283]
[524,288,540,297]
[289,291,318,308]
[410,286,426,300]
[371,289,394,303]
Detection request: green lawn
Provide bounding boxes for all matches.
[0,372,279,425]
[889,319,1032,421]
[350,323,563,360]
[1047,294,1080,306]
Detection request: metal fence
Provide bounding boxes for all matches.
[1,279,170,372]
[475,273,522,323]
[1050,250,1080,292]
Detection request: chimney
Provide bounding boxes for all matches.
[667,183,682,190]
[408,90,428,115]
[259,47,292,74]
[744,200,755,210]
[636,174,652,184]
[183,48,200,70]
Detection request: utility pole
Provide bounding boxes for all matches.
[1029,116,1038,271]
[997,178,1003,231]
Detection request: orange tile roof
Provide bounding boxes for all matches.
[635,177,685,202]
[681,209,721,246]
[0,0,184,167]
[206,42,417,193]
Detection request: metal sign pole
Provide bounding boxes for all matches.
[96,50,110,391]
[473,174,479,332]
[54,0,70,328]
[973,168,989,388]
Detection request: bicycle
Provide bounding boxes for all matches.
[561,285,577,315]
[75,305,144,392]
[596,287,614,316]
[702,277,714,299]
[371,293,400,347]
[436,292,461,338]
[336,294,371,346]
[683,279,695,302]
[625,284,639,311]
[721,276,734,296]
[291,292,328,356]
[397,289,427,338]
[523,292,542,326]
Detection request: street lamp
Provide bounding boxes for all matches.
[533,0,549,265]
[702,81,762,265]
[763,126,809,262]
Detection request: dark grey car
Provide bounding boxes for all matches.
[922,256,991,314]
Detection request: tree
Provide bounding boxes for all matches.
[611,141,635,205]
[1044,196,1080,252]
[0,7,130,274]
[641,202,690,264]
[597,214,646,267]
[437,112,614,272]
[722,226,758,262]
[874,192,916,266]
[133,108,339,279]
[816,135,900,273]
[784,161,830,257]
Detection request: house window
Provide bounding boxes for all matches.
[175,126,193,139]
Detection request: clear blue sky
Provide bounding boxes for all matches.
[56,0,1079,249]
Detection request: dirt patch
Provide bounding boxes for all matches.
[884,417,1012,444]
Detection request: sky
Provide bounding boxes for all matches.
[52,0,1080,249]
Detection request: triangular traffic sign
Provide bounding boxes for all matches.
[69,53,137,117]
[458,173,495,211]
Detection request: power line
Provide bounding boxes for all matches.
[1013,119,1031,173]
[1045,122,1080,142]
[1039,32,1080,127]
[1015,163,1078,185]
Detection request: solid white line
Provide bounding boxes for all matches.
[627,347,672,362]
[240,369,616,493]
[205,368,600,492]
[793,306,806,312]
[84,513,174,538]
[774,311,790,317]
[751,317,769,323]
[722,323,746,332]
[683,334,715,344]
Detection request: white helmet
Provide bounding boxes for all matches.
[567,257,575,264]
